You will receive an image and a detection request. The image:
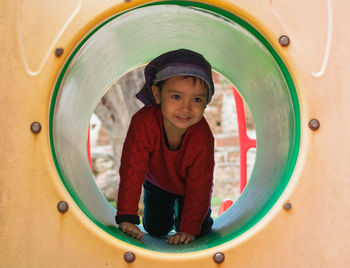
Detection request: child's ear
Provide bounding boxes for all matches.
[152,85,161,104]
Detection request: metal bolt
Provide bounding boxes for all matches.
[55,47,64,57]
[284,202,292,211]
[30,122,41,134]
[124,252,136,263]
[213,252,225,264]
[57,201,69,213]
[309,119,320,131]
[279,35,290,47]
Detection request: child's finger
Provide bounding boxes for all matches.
[174,233,183,245]
[131,231,139,239]
[167,234,178,245]
[126,226,136,236]
[167,236,173,244]
[121,225,126,232]
[125,228,133,236]
[136,229,143,241]
[136,232,143,241]
[173,234,181,245]
[184,235,194,245]
[184,236,190,244]
[129,227,140,239]
[179,233,187,244]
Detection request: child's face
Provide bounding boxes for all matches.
[152,76,208,134]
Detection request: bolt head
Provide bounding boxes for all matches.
[55,47,64,57]
[284,202,292,211]
[124,252,136,263]
[213,252,225,264]
[30,122,41,134]
[309,119,320,131]
[279,35,290,47]
[57,201,69,213]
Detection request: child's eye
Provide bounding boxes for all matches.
[193,98,202,103]
[172,95,181,100]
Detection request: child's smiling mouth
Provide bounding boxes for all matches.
[176,115,192,121]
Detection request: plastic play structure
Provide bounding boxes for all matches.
[232,88,257,193]
[1,0,350,267]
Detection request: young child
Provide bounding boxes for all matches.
[115,49,215,245]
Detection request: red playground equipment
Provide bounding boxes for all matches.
[218,88,257,215]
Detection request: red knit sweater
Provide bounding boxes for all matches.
[117,104,215,235]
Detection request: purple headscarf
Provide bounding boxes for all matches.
[136,49,215,106]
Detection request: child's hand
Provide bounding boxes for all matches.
[119,222,143,241]
[167,232,195,245]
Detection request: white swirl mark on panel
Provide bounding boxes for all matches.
[312,0,332,77]
[17,0,82,76]
[270,0,332,78]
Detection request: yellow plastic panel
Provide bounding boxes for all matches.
[1,0,350,267]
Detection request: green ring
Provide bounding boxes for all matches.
[50,1,300,252]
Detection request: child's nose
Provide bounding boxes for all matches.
[181,99,192,111]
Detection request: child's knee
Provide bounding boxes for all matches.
[142,221,173,237]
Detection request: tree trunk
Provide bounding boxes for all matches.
[94,67,145,171]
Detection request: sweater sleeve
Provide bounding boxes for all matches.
[116,111,151,224]
[180,134,215,235]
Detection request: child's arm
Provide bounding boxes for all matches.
[167,232,195,245]
[119,222,143,241]
[116,110,152,239]
[179,133,215,237]
[169,134,214,245]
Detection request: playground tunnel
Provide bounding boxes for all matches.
[50,2,300,252]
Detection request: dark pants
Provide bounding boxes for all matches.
[142,180,213,237]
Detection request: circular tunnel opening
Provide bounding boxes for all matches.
[50,2,300,252]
